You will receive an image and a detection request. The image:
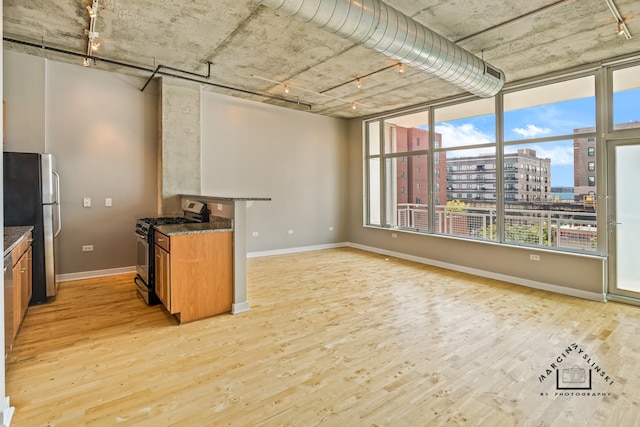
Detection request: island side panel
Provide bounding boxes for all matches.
[232,200,249,314]
[170,231,233,323]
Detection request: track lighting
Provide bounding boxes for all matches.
[616,21,631,38]
[84,0,100,66]
[284,84,290,93]
[398,63,405,73]
[252,74,371,111]
[352,102,357,110]
[356,78,362,89]
[605,0,632,39]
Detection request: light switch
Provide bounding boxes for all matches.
[105,198,112,207]
[83,198,91,208]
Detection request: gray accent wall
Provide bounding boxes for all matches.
[3,52,46,153]
[3,51,350,274]
[4,52,159,275]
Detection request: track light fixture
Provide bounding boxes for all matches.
[84,0,100,66]
[284,84,290,93]
[356,78,362,89]
[251,74,371,112]
[605,0,632,39]
[616,21,631,39]
[398,63,405,73]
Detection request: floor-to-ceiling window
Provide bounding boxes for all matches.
[502,76,596,251]
[363,64,634,256]
[434,99,496,240]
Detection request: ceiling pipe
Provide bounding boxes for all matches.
[3,37,312,110]
[255,0,506,98]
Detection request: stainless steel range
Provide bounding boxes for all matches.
[134,201,210,305]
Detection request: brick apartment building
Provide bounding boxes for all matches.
[574,121,640,203]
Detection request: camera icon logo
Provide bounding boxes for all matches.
[562,365,586,383]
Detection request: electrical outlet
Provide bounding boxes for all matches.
[392,233,398,238]
[82,245,94,252]
[287,229,294,235]
[252,231,259,237]
[83,197,91,208]
[217,203,223,211]
[530,254,540,261]
[105,198,112,207]
[329,226,334,231]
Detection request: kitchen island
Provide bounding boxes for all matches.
[153,221,234,324]
[180,195,271,314]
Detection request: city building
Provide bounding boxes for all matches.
[574,121,640,204]
[446,148,551,204]
[393,126,445,206]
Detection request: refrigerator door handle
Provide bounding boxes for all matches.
[53,170,62,237]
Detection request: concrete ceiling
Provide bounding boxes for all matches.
[4,0,640,119]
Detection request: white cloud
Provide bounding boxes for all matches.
[529,144,574,166]
[512,124,551,138]
[435,122,493,148]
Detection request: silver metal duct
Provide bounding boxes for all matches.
[255,0,505,98]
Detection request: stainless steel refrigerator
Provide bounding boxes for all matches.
[4,152,61,303]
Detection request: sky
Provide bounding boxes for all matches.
[430,88,640,187]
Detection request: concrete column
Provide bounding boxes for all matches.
[159,78,201,215]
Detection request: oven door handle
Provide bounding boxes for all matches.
[134,275,149,293]
[135,231,147,239]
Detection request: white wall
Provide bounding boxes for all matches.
[201,92,349,252]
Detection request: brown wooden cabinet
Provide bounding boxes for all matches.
[154,244,170,309]
[154,230,233,324]
[11,232,33,340]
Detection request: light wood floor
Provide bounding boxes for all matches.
[6,248,640,426]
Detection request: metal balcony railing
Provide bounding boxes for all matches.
[395,203,598,252]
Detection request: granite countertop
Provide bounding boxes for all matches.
[154,222,233,236]
[180,194,271,202]
[4,226,34,257]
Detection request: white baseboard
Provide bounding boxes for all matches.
[247,242,347,258]
[56,266,136,283]
[1,396,14,427]
[54,243,605,303]
[231,301,251,314]
[346,243,606,303]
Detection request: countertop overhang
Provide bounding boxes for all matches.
[4,226,34,257]
[153,223,233,236]
[181,194,271,202]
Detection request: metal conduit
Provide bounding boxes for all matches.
[3,37,312,110]
[255,0,506,98]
